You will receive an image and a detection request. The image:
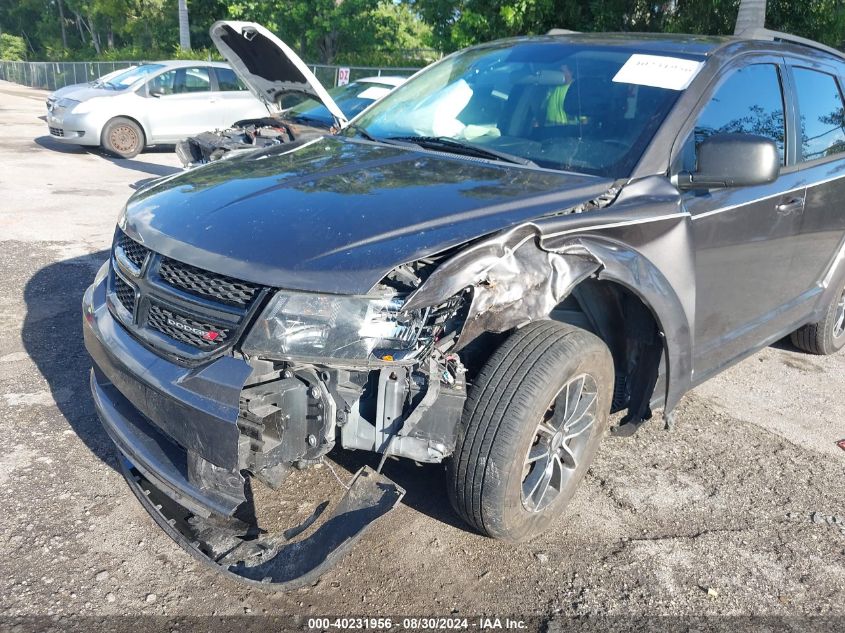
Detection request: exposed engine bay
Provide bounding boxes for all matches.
[175,117,326,167]
[239,249,474,486]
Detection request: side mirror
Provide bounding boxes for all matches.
[676,133,780,190]
[148,86,164,98]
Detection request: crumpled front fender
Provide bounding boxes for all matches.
[402,176,695,414]
[404,224,601,347]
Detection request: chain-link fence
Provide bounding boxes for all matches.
[0,60,137,91]
[0,59,420,92]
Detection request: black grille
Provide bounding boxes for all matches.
[114,275,136,315]
[159,257,259,307]
[118,232,149,269]
[108,234,265,358]
[49,127,64,137]
[147,303,230,349]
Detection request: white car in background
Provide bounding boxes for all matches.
[45,60,267,158]
[175,21,408,166]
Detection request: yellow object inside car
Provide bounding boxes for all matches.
[545,82,572,125]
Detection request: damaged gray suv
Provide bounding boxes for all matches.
[83,22,845,587]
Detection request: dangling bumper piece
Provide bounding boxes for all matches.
[121,458,404,589]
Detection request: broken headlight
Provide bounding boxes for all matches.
[242,290,430,363]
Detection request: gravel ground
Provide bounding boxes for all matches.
[0,80,843,631]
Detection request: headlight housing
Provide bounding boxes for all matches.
[242,290,430,364]
[56,97,80,110]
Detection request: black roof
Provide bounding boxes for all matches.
[473,29,845,67]
[543,32,732,57]
[540,28,845,62]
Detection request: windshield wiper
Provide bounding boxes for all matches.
[386,135,537,167]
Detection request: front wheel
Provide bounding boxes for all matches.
[447,320,614,542]
[101,116,145,158]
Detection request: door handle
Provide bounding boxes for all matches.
[776,198,804,215]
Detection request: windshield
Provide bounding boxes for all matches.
[103,64,164,89]
[92,67,132,86]
[352,41,697,177]
[285,81,397,127]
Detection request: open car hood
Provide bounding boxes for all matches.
[210,20,347,125]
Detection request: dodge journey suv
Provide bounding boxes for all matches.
[83,22,845,587]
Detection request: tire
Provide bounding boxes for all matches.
[101,117,145,158]
[447,320,614,542]
[790,277,845,355]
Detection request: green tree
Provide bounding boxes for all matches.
[664,0,742,35]
[3,0,845,65]
[0,33,27,59]
[410,0,672,52]
[227,0,433,64]
[768,0,845,47]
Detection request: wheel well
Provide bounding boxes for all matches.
[101,115,147,147]
[550,279,663,419]
[457,279,664,423]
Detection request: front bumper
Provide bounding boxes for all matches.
[83,271,252,516]
[84,269,405,588]
[46,109,100,146]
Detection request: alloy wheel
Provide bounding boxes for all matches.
[521,373,598,513]
[834,288,845,339]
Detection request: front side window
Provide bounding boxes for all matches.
[693,64,786,165]
[148,67,210,96]
[352,42,693,177]
[148,69,177,96]
[793,67,845,162]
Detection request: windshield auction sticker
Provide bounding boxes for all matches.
[612,54,705,90]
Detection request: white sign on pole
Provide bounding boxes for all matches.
[337,67,350,86]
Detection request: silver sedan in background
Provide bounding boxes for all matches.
[45,60,267,158]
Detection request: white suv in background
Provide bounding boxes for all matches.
[45,60,267,158]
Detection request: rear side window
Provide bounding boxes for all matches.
[216,67,247,92]
[693,64,786,164]
[793,67,845,162]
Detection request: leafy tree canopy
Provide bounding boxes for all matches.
[1,0,843,64]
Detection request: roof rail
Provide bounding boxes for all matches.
[547,29,580,36]
[738,27,845,60]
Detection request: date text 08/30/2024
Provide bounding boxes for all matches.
[306,617,529,630]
